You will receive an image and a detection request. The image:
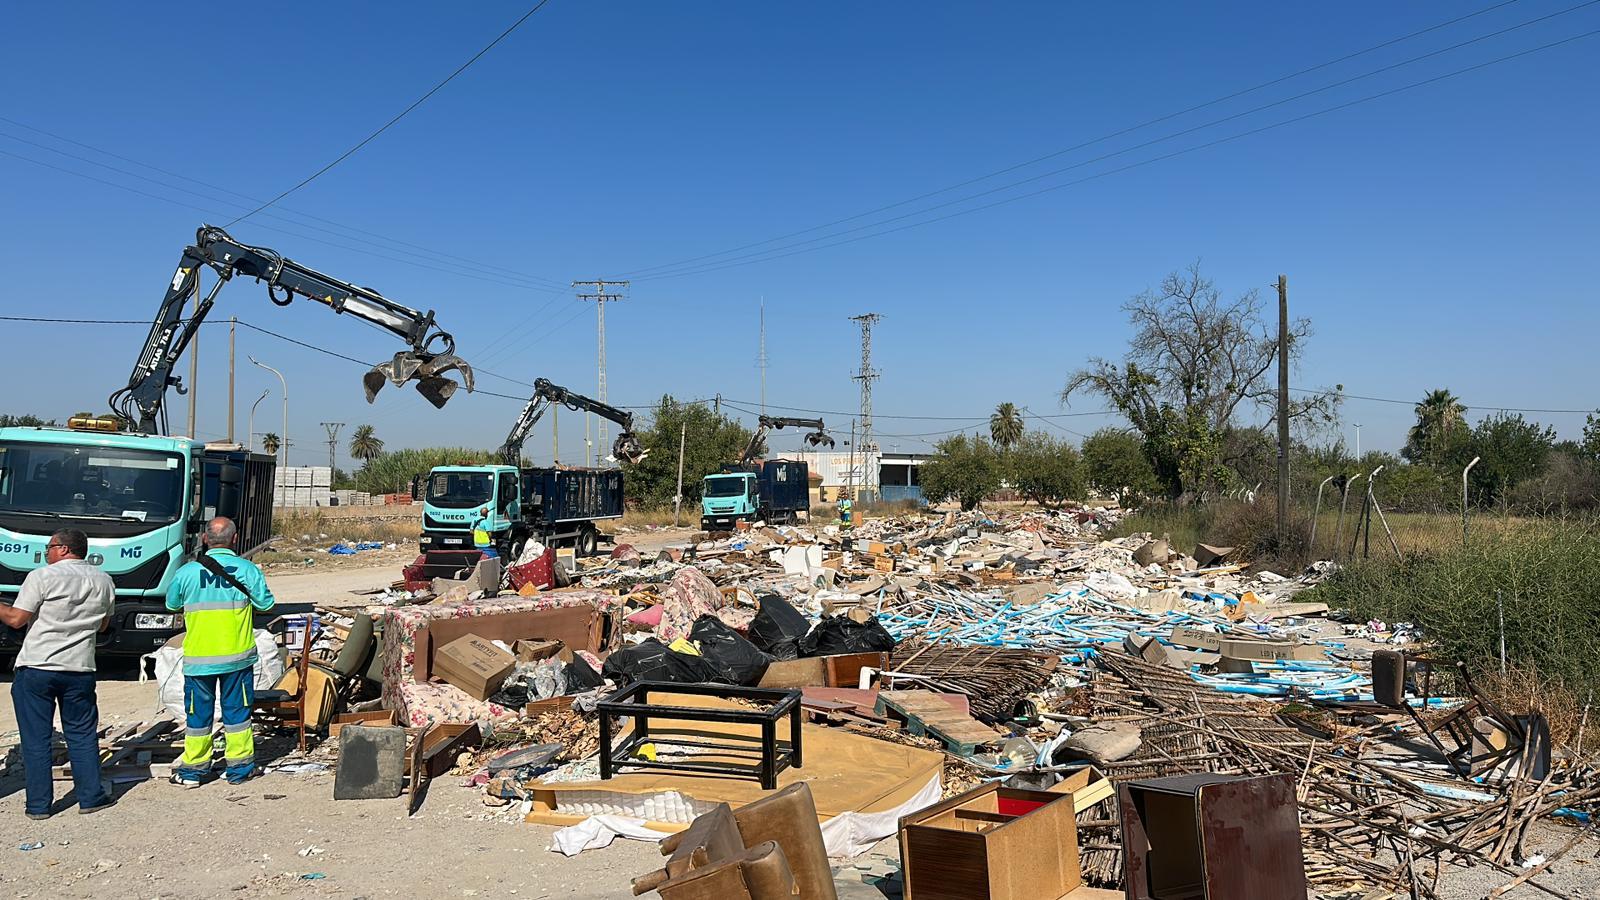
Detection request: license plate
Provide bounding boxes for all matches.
[133,614,179,630]
[443,538,463,545]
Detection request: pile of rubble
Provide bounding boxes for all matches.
[279,505,1594,898]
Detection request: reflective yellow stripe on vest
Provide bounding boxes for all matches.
[183,607,256,664]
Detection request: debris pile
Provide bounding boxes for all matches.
[251,504,1593,897]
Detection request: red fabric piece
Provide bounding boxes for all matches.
[507,548,556,592]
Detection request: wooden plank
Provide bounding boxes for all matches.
[876,689,1000,756]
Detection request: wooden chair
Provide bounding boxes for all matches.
[254,615,327,751]
[311,612,377,707]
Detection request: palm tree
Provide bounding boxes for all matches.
[261,433,281,456]
[1404,389,1466,464]
[989,402,1024,451]
[349,424,384,464]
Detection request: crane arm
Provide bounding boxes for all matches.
[497,377,647,466]
[109,225,474,433]
[739,415,834,465]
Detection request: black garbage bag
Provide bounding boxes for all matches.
[747,594,811,661]
[799,614,897,657]
[564,655,604,693]
[601,638,721,687]
[690,614,772,686]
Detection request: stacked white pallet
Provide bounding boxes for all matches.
[310,466,333,488]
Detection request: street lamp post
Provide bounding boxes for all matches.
[247,389,271,452]
[249,357,288,471]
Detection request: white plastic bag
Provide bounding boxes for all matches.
[149,629,285,721]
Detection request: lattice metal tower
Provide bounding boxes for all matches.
[574,280,629,462]
[320,422,344,475]
[757,298,768,414]
[849,313,882,500]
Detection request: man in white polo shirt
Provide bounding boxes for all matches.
[0,528,116,819]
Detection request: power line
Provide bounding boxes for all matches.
[631,15,1600,282]
[5,317,1594,417]
[0,148,570,297]
[0,123,570,293]
[620,0,1531,279]
[224,0,556,226]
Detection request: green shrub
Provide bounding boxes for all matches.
[1307,520,1600,696]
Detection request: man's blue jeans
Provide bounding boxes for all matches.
[11,667,109,815]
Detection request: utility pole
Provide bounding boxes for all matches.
[574,280,629,462]
[758,298,768,415]
[552,404,559,465]
[226,316,236,442]
[849,314,882,502]
[1354,423,1362,459]
[848,419,857,502]
[714,394,722,417]
[320,422,344,476]
[673,421,687,528]
[1276,275,1289,549]
[187,268,201,437]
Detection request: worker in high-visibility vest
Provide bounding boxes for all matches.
[164,517,275,787]
[471,510,499,559]
[838,496,854,531]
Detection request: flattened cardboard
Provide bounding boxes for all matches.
[1167,626,1223,652]
[433,633,515,701]
[527,695,942,832]
[1217,639,1323,662]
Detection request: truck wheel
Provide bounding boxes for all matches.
[576,527,598,559]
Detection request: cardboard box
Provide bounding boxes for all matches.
[432,634,515,701]
[514,639,567,664]
[899,782,1081,900]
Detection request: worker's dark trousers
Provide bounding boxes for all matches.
[11,667,108,815]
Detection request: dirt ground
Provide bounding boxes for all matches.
[1,544,1595,899]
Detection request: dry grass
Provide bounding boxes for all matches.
[1477,665,1597,753]
[272,510,419,544]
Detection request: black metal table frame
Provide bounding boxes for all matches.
[596,681,803,790]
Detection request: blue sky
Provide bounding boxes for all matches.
[3,1,1596,468]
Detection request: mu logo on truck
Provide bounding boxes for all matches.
[121,546,143,559]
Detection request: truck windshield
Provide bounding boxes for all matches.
[427,472,493,509]
[704,477,748,498]
[0,441,184,523]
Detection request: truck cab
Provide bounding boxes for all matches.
[0,421,273,656]
[419,465,519,552]
[701,459,810,531]
[419,464,621,560]
[701,471,758,531]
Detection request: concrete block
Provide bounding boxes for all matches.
[334,725,406,800]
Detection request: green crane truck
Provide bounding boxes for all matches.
[701,416,833,530]
[0,225,474,655]
[417,377,645,566]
